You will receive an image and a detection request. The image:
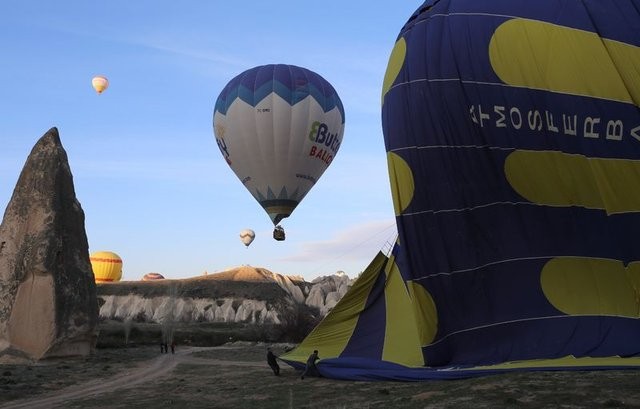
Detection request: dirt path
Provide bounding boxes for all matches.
[0,347,259,409]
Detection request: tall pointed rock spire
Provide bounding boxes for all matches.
[0,127,98,361]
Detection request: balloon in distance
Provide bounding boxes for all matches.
[90,251,122,283]
[91,75,109,94]
[240,229,256,247]
[142,272,165,281]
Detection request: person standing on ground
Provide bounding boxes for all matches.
[300,350,319,380]
[171,341,176,354]
[267,348,280,376]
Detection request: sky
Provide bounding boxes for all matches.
[0,1,421,281]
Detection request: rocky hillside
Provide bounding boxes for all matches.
[97,266,352,328]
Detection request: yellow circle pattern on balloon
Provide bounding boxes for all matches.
[387,152,415,216]
[407,281,438,346]
[381,37,406,105]
[540,257,640,317]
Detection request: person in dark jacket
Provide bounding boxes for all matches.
[267,348,280,376]
[300,350,319,380]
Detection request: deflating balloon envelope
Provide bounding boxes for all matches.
[213,64,345,227]
[281,0,640,380]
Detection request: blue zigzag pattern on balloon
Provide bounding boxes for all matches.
[214,64,345,123]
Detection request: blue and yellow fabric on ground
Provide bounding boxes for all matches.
[283,0,640,381]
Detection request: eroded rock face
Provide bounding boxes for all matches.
[96,268,355,324]
[0,127,98,361]
[99,295,284,325]
[306,272,352,315]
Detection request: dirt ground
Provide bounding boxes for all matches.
[1,343,639,409]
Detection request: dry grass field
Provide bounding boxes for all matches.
[1,341,639,409]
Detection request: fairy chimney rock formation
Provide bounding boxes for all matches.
[0,127,98,362]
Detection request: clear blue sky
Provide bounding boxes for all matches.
[0,1,420,281]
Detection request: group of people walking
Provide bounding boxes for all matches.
[160,341,176,354]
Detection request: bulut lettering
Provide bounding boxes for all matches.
[308,121,340,164]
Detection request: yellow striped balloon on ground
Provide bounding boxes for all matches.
[90,251,122,283]
[213,64,345,229]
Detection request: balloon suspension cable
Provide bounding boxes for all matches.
[381,233,398,257]
[305,222,397,278]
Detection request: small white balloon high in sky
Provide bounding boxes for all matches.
[91,75,109,94]
[239,228,255,248]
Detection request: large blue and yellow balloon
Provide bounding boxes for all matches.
[282,0,640,381]
[383,0,640,368]
[213,64,345,227]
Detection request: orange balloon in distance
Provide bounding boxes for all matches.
[91,75,109,94]
[90,251,122,283]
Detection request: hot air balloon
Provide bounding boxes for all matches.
[239,229,255,248]
[91,75,109,94]
[90,251,122,283]
[142,272,165,281]
[213,64,345,240]
[281,0,640,380]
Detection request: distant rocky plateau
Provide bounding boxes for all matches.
[96,266,352,346]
